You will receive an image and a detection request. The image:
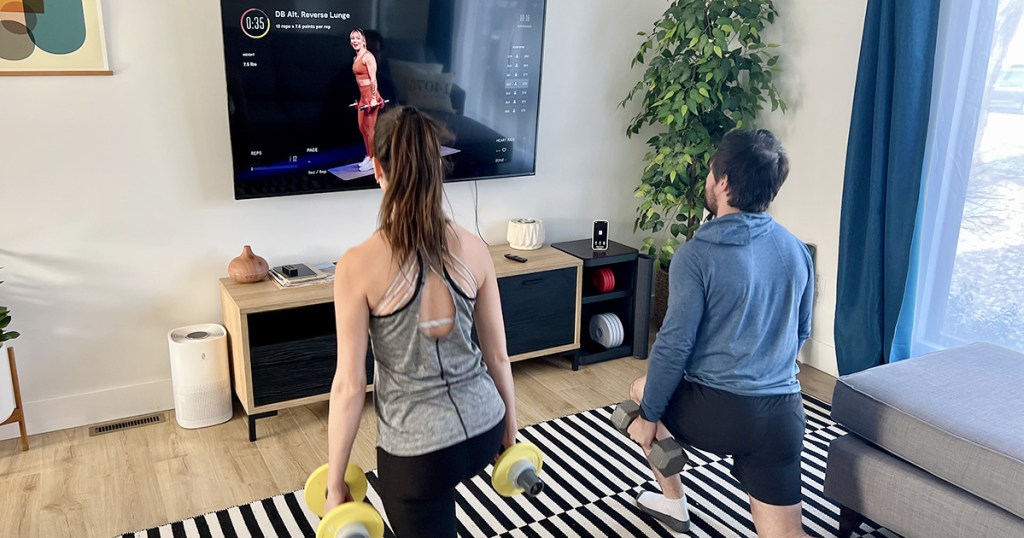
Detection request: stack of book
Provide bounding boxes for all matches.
[268,262,336,289]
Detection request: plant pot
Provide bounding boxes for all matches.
[0,343,15,424]
[651,266,670,332]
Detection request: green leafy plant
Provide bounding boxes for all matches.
[623,0,787,270]
[0,270,19,343]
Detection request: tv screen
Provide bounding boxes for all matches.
[220,0,547,200]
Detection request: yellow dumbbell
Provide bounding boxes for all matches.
[304,463,384,538]
[491,442,545,497]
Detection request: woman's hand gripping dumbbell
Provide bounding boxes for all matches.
[304,443,543,538]
[611,400,688,476]
[304,463,384,538]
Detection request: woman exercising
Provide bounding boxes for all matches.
[351,28,383,172]
[325,106,518,537]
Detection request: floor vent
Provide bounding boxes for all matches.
[89,413,166,436]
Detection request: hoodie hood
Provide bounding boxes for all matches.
[694,212,775,246]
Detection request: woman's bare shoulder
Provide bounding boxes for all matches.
[450,224,489,257]
[449,224,496,280]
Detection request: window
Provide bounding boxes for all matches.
[908,0,1024,355]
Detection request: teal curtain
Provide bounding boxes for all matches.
[834,0,941,375]
[891,0,1001,361]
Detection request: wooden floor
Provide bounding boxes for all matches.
[0,356,835,537]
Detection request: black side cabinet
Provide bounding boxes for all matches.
[552,240,651,370]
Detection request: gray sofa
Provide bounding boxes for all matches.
[824,343,1024,537]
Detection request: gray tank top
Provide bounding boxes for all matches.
[369,256,506,456]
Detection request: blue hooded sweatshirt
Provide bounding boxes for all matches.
[640,212,814,423]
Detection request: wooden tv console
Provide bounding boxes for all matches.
[219,244,582,441]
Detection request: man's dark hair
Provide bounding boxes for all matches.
[709,129,790,212]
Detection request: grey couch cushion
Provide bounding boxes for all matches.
[832,343,1024,519]
[825,434,1024,538]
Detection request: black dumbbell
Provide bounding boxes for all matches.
[610,400,688,476]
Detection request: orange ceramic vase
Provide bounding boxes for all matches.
[228,245,269,283]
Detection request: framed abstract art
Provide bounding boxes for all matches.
[0,0,111,76]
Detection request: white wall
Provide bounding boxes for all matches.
[0,1,667,438]
[763,0,868,376]
[1,0,871,439]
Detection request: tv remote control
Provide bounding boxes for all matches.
[504,253,528,263]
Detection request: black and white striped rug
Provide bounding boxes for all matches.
[119,396,894,537]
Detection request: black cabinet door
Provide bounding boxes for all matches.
[497,267,576,356]
[248,304,373,407]
[249,338,375,407]
[250,335,336,407]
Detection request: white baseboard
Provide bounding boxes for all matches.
[0,379,175,441]
[798,337,839,377]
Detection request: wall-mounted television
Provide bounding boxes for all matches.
[220,0,547,200]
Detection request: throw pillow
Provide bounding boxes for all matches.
[388,59,444,103]
[403,70,456,114]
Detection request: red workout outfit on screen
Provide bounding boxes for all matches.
[353,51,382,159]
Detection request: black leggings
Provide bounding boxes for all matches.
[376,421,504,538]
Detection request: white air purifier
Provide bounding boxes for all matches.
[167,323,232,429]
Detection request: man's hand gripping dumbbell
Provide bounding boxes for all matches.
[611,400,688,476]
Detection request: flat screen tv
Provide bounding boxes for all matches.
[220,0,547,200]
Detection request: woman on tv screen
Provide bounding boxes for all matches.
[351,28,384,172]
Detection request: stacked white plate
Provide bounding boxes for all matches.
[589,313,624,349]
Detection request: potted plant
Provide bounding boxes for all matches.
[0,272,20,423]
[622,0,787,328]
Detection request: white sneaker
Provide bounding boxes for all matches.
[357,156,373,172]
[636,491,691,533]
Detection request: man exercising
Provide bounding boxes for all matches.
[628,129,814,538]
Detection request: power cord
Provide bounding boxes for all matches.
[474,180,490,246]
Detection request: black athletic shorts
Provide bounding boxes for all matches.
[660,378,805,506]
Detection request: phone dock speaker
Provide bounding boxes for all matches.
[633,254,654,359]
[168,323,233,429]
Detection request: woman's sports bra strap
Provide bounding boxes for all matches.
[444,252,478,300]
[372,251,478,318]
[372,254,421,317]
